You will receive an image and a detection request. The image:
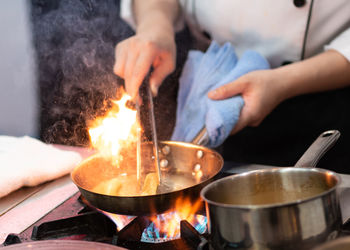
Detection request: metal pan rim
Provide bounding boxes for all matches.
[200,167,341,210]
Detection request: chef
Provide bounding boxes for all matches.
[114,0,350,172]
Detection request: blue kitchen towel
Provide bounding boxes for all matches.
[171,41,270,148]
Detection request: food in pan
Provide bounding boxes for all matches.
[141,172,158,195]
[92,172,158,196]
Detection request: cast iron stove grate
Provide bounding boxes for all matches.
[1,193,209,250]
[3,212,209,249]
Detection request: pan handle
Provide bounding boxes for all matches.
[294,130,340,168]
[191,127,210,146]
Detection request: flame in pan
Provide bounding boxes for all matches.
[88,90,139,165]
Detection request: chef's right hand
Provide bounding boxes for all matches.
[113,27,176,99]
[208,69,287,134]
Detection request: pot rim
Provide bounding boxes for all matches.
[200,167,341,210]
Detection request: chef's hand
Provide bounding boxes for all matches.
[208,50,350,135]
[114,22,176,99]
[208,69,287,134]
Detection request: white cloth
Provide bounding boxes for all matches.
[0,136,82,198]
[120,0,350,67]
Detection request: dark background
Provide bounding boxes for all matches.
[30,0,350,174]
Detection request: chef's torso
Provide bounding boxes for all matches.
[179,0,350,67]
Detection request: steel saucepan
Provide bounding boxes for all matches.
[71,134,223,215]
[201,130,342,250]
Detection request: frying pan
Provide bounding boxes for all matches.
[71,130,223,215]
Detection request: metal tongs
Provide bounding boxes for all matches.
[135,78,171,193]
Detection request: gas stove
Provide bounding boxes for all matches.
[2,161,350,249]
[1,192,210,249]
[1,170,232,250]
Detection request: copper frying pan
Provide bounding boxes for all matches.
[71,132,223,215]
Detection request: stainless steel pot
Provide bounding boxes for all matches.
[201,130,342,250]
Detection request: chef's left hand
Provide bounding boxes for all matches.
[208,50,350,135]
[208,69,287,134]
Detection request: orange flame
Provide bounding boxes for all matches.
[102,211,136,231]
[88,91,139,165]
[99,197,206,240]
[150,197,204,238]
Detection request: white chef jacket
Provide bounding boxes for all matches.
[121,0,350,68]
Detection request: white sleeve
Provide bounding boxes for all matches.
[325,27,350,62]
[120,0,136,30]
[120,0,185,32]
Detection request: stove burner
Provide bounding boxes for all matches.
[141,214,207,243]
[114,216,208,249]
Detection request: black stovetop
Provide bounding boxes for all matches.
[2,191,210,250]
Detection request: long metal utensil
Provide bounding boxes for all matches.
[145,83,161,184]
[138,78,172,193]
[135,99,142,182]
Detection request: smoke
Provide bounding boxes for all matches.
[30,0,134,146]
[30,0,193,146]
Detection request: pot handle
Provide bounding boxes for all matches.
[294,130,340,168]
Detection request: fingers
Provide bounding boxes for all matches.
[230,108,249,135]
[114,42,127,78]
[114,35,176,98]
[208,77,246,100]
[114,40,156,98]
[127,48,157,98]
[124,48,141,97]
[230,106,259,135]
[149,54,175,96]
